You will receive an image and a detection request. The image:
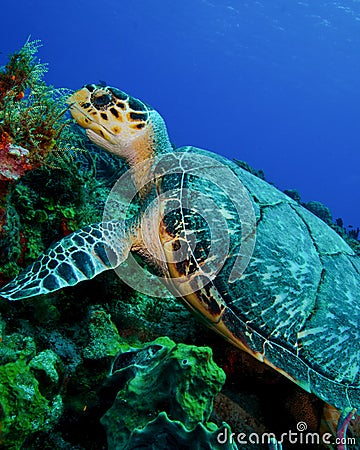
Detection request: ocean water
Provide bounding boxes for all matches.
[1,0,359,228]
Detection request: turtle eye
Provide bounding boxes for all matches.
[92,92,112,107]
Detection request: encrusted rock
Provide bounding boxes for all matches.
[82,305,123,360]
[303,200,333,225]
[0,358,62,448]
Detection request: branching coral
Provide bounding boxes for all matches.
[0,38,47,105]
[0,38,82,180]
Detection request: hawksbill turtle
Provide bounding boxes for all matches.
[1,84,360,437]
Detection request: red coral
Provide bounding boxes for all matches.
[60,217,72,237]
[0,132,36,182]
[0,132,36,239]
[0,131,11,151]
[17,232,28,266]
[0,51,33,103]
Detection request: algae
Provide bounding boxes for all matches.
[82,305,124,360]
[0,343,62,449]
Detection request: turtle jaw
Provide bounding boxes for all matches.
[68,102,118,145]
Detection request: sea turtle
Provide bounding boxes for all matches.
[1,84,360,435]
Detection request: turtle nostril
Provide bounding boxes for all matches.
[92,93,112,107]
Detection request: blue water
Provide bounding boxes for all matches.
[1,0,359,228]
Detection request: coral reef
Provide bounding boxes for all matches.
[303,200,333,225]
[115,411,235,450]
[0,134,125,286]
[283,189,301,204]
[347,226,359,241]
[83,306,124,360]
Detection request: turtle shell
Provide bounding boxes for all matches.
[154,145,360,412]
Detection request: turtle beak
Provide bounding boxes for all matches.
[67,87,91,106]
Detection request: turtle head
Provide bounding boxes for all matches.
[67,84,171,166]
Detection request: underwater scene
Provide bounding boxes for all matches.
[0,2,360,450]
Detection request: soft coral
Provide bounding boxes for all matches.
[0,131,33,182]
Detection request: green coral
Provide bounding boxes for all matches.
[101,337,232,449]
[29,349,62,388]
[0,38,47,102]
[123,411,236,450]
[0,39,94,284]
[112,289,198,344]
[0,357,62,449]
[0,333,36,366]
[83,306,124,360]
[0,332,63,448]
[0,149,105,276]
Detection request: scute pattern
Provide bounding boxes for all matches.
[300,253,360,384]
[172,146,360,411]
[228,201,322,348]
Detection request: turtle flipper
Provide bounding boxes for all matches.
[0,221,131,301]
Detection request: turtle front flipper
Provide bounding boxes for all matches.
[0,221,131,301]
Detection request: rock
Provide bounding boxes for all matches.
[283,189,301,203]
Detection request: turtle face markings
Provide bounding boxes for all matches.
[68,85,173,189]
[67,84,151,145]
